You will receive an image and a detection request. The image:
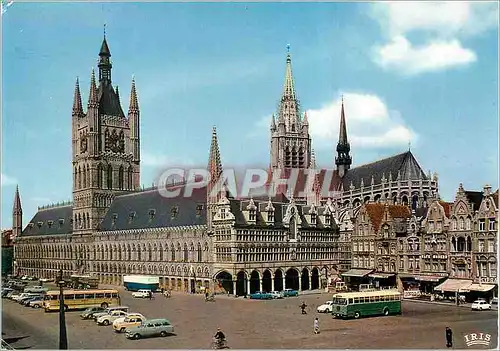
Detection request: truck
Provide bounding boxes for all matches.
[123,275,160,292]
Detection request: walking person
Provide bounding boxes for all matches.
[300,302,307,315]
[313,317,320,334]
[445,327,453,348]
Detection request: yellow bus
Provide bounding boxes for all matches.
[43,289,120,312]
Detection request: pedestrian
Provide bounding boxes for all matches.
[445,327,453,348]
[300,302,307,315]
[161,287,164,294]
[313,317,320,334]
[205,291,209,301]
[148,291,152,300]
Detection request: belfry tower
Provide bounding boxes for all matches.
[270,46,311,170]
[71,32,141,234]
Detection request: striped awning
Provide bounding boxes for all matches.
[341,269,374,278]
[469,283,496,292]
[434,279,473,292]
[369,273,395,279]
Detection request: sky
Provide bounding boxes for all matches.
[1,2,498,229]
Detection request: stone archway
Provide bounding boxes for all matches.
[262,270,272,292]
[285,268,299,291]
[301,268,310,291]
[236,271,248,296]
[274,269,284,292]
[311,268,320,290]
[215,271,233,294]
[250,270,260,294]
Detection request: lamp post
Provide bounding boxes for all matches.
[58,269,68,349]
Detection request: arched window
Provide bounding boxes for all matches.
[107,164,113,189]
[171,244,176,261]
[118,166,124,190]
[127,166,133,190]
[289,217,297,240]
[159,245,163,261]
[452,237,457,251]
[466,236,472,251]
[457,237,465,252]
[183,244,188,262]
[459,217,465,230]
[197,243,202,262]
[82,166,87,188]
[78,166,82,189]
[97,164,103,188]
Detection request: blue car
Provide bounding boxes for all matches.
[283,289,299,297]
[249,291,273,300]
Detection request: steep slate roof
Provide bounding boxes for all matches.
[365,203,411,232]
[98,84,125,117]
[464,191,483,211]
[439,201,453,217]
[343,151,427,189]
[21,206,73,237]
[100,185,207,231]
[492,190,499,207]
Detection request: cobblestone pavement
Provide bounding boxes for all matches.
[2,290,497,349]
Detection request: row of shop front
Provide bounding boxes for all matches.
[339,268,497,303]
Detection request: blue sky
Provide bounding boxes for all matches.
[1,2,498,228]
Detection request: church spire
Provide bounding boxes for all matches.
[278,44,300,132]
[12,185,23,239]
[129,77,139,112]
[72,77,83,116]
[282,44,296,102]
[208,126,223,184]
[335,96,352,177]
[98,25,112,85]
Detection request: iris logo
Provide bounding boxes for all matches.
[464,332,491,347]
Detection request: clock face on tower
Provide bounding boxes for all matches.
[80,137,88,153]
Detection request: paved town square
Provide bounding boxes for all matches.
[2,290,497,349]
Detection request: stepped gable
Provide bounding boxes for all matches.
[21,206,73,237]
[342,151,427,189]
[99,184,207,231]
[464,191,483,211]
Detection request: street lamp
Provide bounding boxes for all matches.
[58,269,68,349]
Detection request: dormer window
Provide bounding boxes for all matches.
[58,219,64,228]
[325,214,331,226]
[47,220,53,228]
[128,211,136,223]
[149,209,156,221]
[383,226,389,238]
[311,213,317,225]
[28,223,34,229]
[37,221,43,228]
[220,208,226,220]
[196,204,204,217]
[268,210,274,223]
[171,206,179,219]
[249,209,256,221]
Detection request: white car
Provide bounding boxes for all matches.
[132,289,152,298]
[270,291,284,299]
[317,301,334,313]
[96,310,129,326]
[471,300,491,311]
[112,313,146,328]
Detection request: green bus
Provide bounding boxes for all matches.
[331,289,402,319]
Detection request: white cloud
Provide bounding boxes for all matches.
[255,92,417,149]
[1,173,17,187]
[373,36,477,75]
[370,2,498,75]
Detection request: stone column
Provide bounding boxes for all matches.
[246,279,251,294]
[271,276,275,291]
[233,279,237,296]
[282,276,286,290]
[259,279,263,292]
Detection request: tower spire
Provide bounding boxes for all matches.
[129,77,139,112]
[12,185,23,239]
[208,126,223,183]
[335,96,352,177]
[88,68,98,106]
[98,27,112,84]
[72,77,83,115]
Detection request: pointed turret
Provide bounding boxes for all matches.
[208,126,223,184]
[72,77,83,116]
[335,96,352,178]
[12,185,23,238]
[98,29,112,84]
[115,85,120,103]
[128,77,140,166]
[88,68,98,107]
[270,114,276,132]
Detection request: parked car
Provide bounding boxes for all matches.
[96,309,129,326]
[132,289,152,298]
[491,297,498,305]
[270,291,284,299]
[27,298,45,309]
[283,289,299,297]
[317,301,334,313]
[249,291,273,300]
[21,296,42,306]
[1,288,14,298]
[93,306,129,321]
[113,315,147,333]
[471,300,492,311]
[125,319,174,340]
[80,307,106,320]
[112,313,146,331]
[24,286,48,294]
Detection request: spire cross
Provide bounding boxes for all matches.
[104,23,107,37]
[286,44,290,54]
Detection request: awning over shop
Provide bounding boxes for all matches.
[341,269,374,278]
[398,274,418,279]
[368,273,395,279]
[469,283,496,292]
[416,275,447,283]
[434,279,473,292]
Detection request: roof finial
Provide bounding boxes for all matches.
[287,43,290,54]
[408,140,411,151]
[104,23,107,38]
[342,94,344,104]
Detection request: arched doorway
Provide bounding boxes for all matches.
[285,268,299,290]
[301,268,310,290]
[262,270,272,292]
[236,271,247,296]
[311,268,319,290]
[250,271,260,294]
[274,269,284,291]
[215,271,233,294]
